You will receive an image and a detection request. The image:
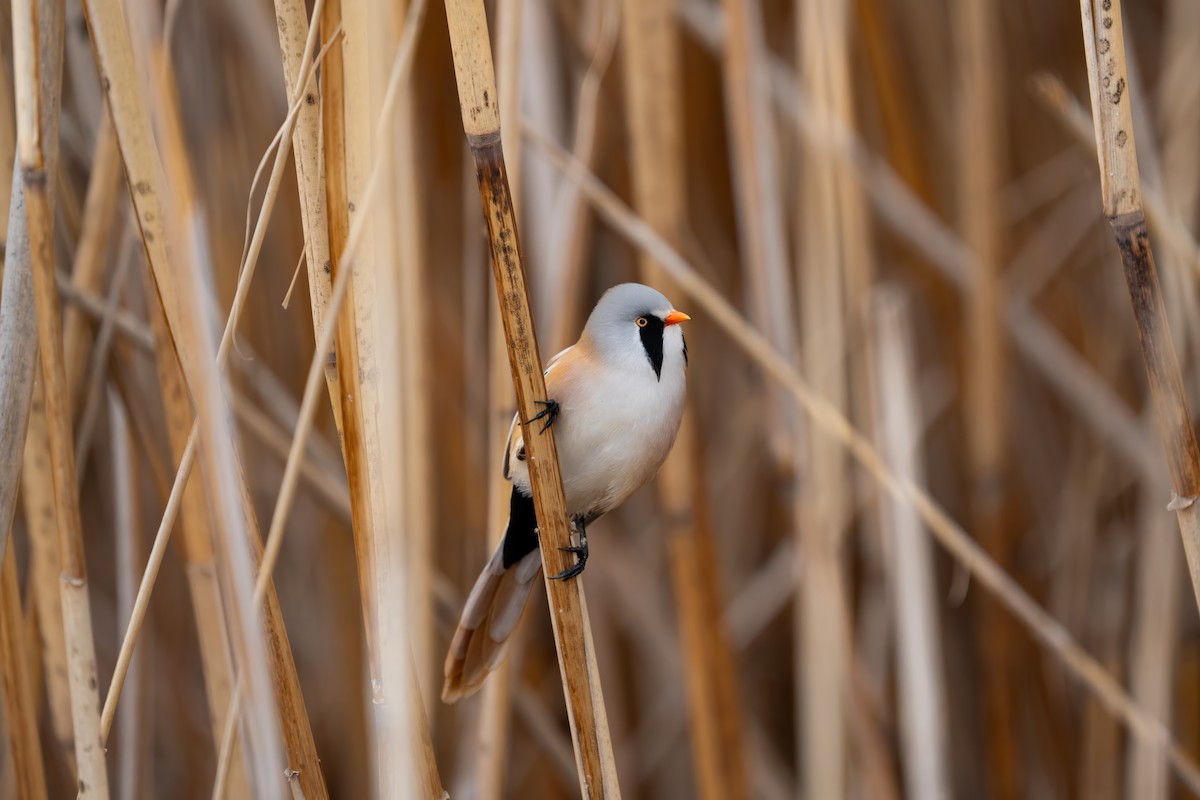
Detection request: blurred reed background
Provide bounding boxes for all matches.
[2,0,1200,797]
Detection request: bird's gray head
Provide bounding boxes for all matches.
[583,283,690,380]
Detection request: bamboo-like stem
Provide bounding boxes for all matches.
[270,0,341,412]
[1076,0,1200,613]
[15,0,110,795]
[0,537,49,800]
[525,126,1200,793]
[389,0,436,709]
[110,388,149,800]
[545,0,618,351]
[0,8,58,572]
[795,0,856,793]
[443,2,621,797]
[321,0,381,674]
[957,1,1016,796]
[718,0,797,470]
[871,289,949,800]
[620,0,748,797]
[62,113,121,414]
[20,383,75,779]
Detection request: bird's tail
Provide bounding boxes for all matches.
[441,537,542,703]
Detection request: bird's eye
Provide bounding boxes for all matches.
[636,317,648,328]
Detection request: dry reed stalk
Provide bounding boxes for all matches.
[388,0,437,708]
[321,0,382,672]
[19,386,74,780]
[795,0,859,793]
[62,113,121,413]
[475,4,524,795]
[142,285,250,796]
[72,228,134,473]
[1076,0,1200,613]
[871,289,949,800]
[620,0,748,796]
[222,8,442,792]
[0,20,54,569]
[0,537,49,800]
[525,127,1200,793]
[718,0,797,472]
[110,389,149,800]
[16,0,111,794]
[956,1,1016,796]
[270,0,341,413]
[0,50,14,241]
[84,0,333,789]
[1126,484,1180,800]
[545,0,617,351]
[443,1,621,796]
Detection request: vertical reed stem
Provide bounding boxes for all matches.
[443,2,621,796]
[15,0,110,794]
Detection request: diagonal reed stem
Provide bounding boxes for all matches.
[442,1,621,797]
[1077,0,1200,615]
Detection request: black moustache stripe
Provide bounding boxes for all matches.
[640,315,665,380]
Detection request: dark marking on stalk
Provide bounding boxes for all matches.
[1102,17,1113,29]
[1111,78,1125,104]
[1116,130,1128,147]
[306,93,317,106]
[1099,38,1110,54]
[1111,212,1200,493]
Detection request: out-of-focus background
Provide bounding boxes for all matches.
[3,0,1200,797]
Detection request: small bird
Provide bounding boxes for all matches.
[442,283,691,702]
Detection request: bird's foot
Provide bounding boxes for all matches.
[550,520,588,581]
[527,399,560,434]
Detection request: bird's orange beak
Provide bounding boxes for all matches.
[663,309,691,326]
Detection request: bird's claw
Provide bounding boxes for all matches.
[527,399,560,434]
[550,527,588,580]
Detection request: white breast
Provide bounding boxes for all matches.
[508,338,687,519]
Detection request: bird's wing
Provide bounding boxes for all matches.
[502,345,574,480]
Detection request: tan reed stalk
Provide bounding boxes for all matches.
[109,389,149,800]
[1076,0,1200,614]
[389,0,437,707]
[270,0,341,411]
[475,3,524,795]
[1127,480,1180,800]
[871,289,949,800]
[0,537,49,800]
[957,2,1016,796]
[545,0,618,351]
[15,0,110,794]
[620,0,748,797]
[142,285,250,797]
[62,113,121,413]
[718,0,797,472]
[84,0,331,790]
[795,0,859,793]
[209,10,443,793]
[0,12,57,569]
[524,127,1200,793]
[443,2,621,796]
[321,0,382,671]
[19,386,74,780]
[0,50,14,240]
